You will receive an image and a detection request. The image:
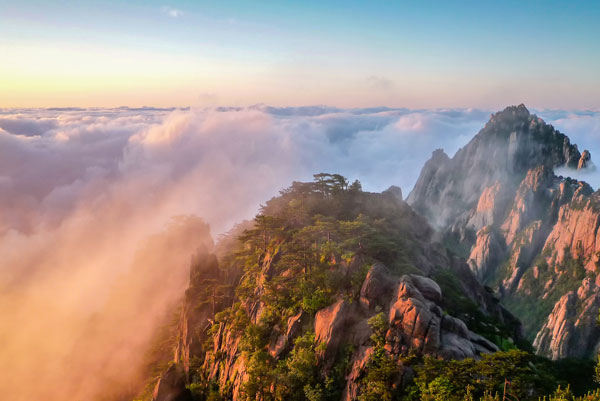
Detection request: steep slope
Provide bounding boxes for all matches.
[408,104,600,359]
[150,175,522,401]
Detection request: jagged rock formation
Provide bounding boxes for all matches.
[408,104,600,359]
[579,150,592,170]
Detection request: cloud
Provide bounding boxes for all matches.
[365,75,395,90]
[2,105,599,400]
[162,6,183,18]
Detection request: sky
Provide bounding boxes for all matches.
[2,3,600,399]
[1,0,599,108]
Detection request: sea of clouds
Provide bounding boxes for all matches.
[1,105,599,400]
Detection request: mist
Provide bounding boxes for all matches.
[537,109,600,190]
[1,105,598,400]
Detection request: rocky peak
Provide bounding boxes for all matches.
[407,105,600,360]
[408,105,585,229]
[383,185,403,201]
[473,104,580,172]
[578,149,592,169]
[485,104,531,128]
[431,148,451,162]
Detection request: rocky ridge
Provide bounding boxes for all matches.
[152,177,521,401]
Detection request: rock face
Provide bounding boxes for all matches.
[408,104,600,359]
[152,365,193,401]
[174,250,221,375]
[468,227,503,279]
[579,150,591,170]
[268,309,306,358]
[386,274,497,359]
[533,292,577,360]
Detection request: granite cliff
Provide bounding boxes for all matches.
[408,105,600,359]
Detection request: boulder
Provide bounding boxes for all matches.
[408,274,442,303]
[359,262,397,309]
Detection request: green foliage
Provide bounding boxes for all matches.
[240,323,271,353]
[134,309,182,401]
[358,346,399,401]
[357,312,401,401]
[242,350,276,400]
[547,358,598,396]
[542,386,600,401]
[301,286,334,314]
[410,350,598,401]
[220,172,421,351]
[367,312,388,346]
[243,331,353,401]
[414,350,540,400]
[187,381,223,401]
[274,332,321,401]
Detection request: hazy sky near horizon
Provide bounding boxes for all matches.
[1,0,599,108]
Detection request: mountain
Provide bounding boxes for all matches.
[408,104,600,359]
[147,175,526,401]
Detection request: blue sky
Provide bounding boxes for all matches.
[1,0,599,108]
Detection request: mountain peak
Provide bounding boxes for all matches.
[407,105,600,362]
[500,103,530,117]
[407,105,585,227]
[485,104,532,131]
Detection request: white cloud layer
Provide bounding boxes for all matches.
[1,105,599,400]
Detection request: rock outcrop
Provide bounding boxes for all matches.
[336,266,501,401]
[408,104,600,359]
[386,274,497,359]
[533,291,577,360]
[579,150,591,170]
[152,365,193,401]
